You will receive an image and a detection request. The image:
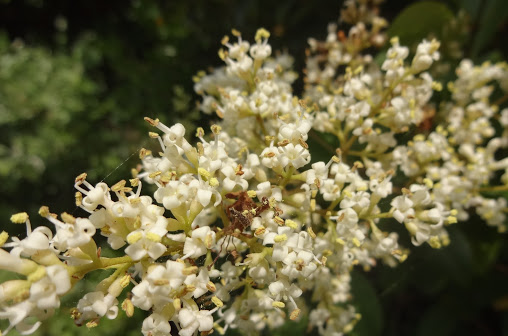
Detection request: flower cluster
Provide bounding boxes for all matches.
[1,0,507,335]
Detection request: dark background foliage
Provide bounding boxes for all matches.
[0,0,507,335]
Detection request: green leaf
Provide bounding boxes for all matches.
[472,0,508,56]
[415,296,463,336]
[388,1,454,45]
[351,271,383,336]
[457,0,481,20]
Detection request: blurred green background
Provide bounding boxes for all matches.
[0,0,507,335]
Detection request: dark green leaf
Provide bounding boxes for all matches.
[351,271,383,336]
[472,0,508,56]
[388,1,454,45]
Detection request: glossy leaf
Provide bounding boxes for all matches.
[388,1,454,45]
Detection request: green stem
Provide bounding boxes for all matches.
[367,211,393,219]
[279,166,295,188]
[69,255,134,278]
[478,185,508,192]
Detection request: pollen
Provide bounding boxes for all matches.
[127,232,143,244]
[274,234,287,243]
[10,212,28,224]
[272,301,285,308]
[212,296,224,308]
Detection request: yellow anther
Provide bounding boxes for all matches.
[38,206,50,218]
[61,212,76,224]
[310,199,316,211]
[182,266,198,275]
[148,171,162,179]
[0,231,9,246]
[218,48,226,61]
[144,117,160,127]
[212,296,224,308]
[211,124,222,135]
[274,234,287,243]
[432,81,443,91]
[185,284,196,293]
[139,148,152,159]
[206,281,217,292]
[122,298,134,317]
[272,301,285,308]
[255,28,270,42]
[153,279,169,286]
[307,227,316,239]
[352,237,361,247]
[133,216,141,230]
[198,167,211,180]
[285,219,298,229]
[254,227,266,236]
[205,234,213,249]
[75,172,87,184]
[173,298,181,311]
[146,232,162,243]
[277,139,290,147]
[75,191,83,206]
[423,178,434,188]
[149,131,159,138]
[127,179,139,189]
[235,164,244,176]
[86,319,99,328]
[196,127,205,138]
[290,308,301,320]
[429,236,441,249]
[274,216,285,226]
[27,266,46,283]
[127,232,143,244]
[209,178,219,187]
[111,180,127,192]
[120,274,131,288]
[10,212,28,224]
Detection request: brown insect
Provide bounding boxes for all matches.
[209,191,270,269]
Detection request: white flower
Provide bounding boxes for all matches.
[125,223,168,261]
[182,226,216,260]
[391,195,415,223]
[268,278,302,308]
[5,226,52,258]
[142,313,172,336]
[0,300,39,336]
[281,250,318,278]
[184,269,211,298]
[340,191,370,210]
[47,216,96,251]
[29,265,70,310]
[75,181,111,211]
[220,164,249,191]
[131,261,186,311]
[277,143,310,169]
[76,292,119,324]
[178,307,216,336]
[412,39,440,72]
[154,179,191,210]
